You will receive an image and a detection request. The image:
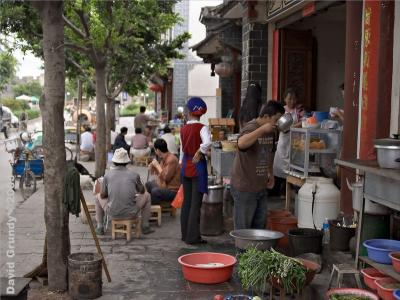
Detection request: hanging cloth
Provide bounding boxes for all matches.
[63,161,81,217]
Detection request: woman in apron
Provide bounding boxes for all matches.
[273,88,304,196]
[180,97,212,244]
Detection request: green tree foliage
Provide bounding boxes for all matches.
[0,0,190,177]
[13,80,42,98]
[0,51,17,91]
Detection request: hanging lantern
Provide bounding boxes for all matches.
[215,62,234,78]
[148,82,164,92]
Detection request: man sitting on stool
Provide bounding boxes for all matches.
[100,148,154,235]
[146,139,180,204]
[130,127,151,159]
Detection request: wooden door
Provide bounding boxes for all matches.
[279,29,315,110]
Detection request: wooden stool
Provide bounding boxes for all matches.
[81,202,96,224]
[111,217,142,241]
[160,201,177,218]
[328,263,362,288]
[134,156,151,166]
[150,205,162,226]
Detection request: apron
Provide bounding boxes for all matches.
[181,153,208,194]
[273,108,300,179]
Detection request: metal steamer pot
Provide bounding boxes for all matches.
[203,185,224,203]
[374,138,400,169]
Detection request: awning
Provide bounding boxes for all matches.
[16,94,32,101]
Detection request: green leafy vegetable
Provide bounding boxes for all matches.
[238,248,307,295]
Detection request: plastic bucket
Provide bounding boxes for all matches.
[68,252,102,299]
[268,216,298,248]
[288,228,323,256]
[329,220,356,251]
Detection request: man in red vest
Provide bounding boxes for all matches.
[180,97,211,244]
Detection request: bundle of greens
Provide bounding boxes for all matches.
[238,248,307,295]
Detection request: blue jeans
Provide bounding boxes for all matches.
[231,186,268,230]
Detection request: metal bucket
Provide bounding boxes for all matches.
[68,253,102,300]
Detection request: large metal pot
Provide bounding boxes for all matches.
[277,113,294,133]
[229,229,284,250]
[374,139,400,169]
[203,185,224,203]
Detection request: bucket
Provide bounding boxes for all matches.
[329,220,356,251]
[288,228,323,256]
[313,111,330,122]
[359,214,390,256]
[298,177,340,229]
[268,216,298,248]
[68,252,102,300]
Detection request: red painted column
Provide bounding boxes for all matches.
[340,1,363,213]
[359,0,394,160]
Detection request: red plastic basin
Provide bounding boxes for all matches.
[390,252,400,273]
[361,267,389,291]
[326,288,379,300]
[375,277,400,300]
[178,252,236,284]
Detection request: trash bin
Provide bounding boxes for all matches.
[68,253,102,300]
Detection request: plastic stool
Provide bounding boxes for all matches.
[150,205,162,226]
[328,263,362,288]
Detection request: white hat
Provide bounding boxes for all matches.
[112,148,131,164]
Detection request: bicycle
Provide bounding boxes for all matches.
[19,148,38,199]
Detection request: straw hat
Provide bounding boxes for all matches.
[112,148,131,164]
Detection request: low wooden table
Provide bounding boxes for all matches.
[285,175,306,211]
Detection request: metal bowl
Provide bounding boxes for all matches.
[277,113,294,133]
[229,229,284,250]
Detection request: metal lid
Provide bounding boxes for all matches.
[208,185,224,190]
[374,138,400,149]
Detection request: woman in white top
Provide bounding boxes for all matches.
[161,126,179,156]
[273,88,304,195]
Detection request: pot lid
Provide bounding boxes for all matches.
[374,138,400,149]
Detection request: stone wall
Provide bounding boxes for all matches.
[241,16,268,103]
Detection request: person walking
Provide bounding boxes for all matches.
[230,100,285,230]
[180,97,211,244]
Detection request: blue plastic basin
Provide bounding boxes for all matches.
[393,290,400,300]
[313,111,330,122]
[363,239,400,264]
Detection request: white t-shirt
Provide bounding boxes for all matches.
[81,131,94,152]
[161,133,179,155]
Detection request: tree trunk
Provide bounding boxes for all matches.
[35,0,70,291]
[95,64,107,178]
[105,97,114,153]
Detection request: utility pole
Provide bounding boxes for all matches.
[75,79,82,160]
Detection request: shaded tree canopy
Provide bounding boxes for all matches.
[0,50,17,92]
[13,80,42,98]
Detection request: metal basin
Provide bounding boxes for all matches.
[229,229,284,250]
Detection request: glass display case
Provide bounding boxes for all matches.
[289,128,342,178]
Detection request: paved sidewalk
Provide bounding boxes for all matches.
[0,162,355,299]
